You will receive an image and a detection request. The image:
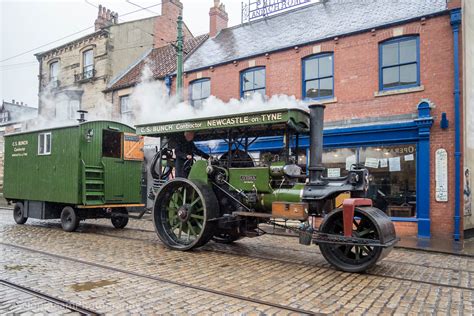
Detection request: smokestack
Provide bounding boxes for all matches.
[77,110,88,123]
[308,104,325,185]
[209,0,228,37]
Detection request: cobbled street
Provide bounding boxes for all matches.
[0,208,472,315]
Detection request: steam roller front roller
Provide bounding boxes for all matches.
[319,207,396,273]
[153,178,218,250]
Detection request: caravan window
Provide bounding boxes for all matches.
[38,132,52,155]
[102,130,122,158]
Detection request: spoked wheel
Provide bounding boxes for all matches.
[111,208,129,229]
[212,229,241,244]
[13,202,27,225]
[319,207,395,273]
[60,206,80,232]
[153,178,218,250]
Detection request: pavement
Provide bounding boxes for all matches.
[0,208,473,315]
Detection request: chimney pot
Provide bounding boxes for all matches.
[12,99,15,104]
[209,0,228,37]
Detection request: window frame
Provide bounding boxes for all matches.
[38,132,52,156]
[379,36,420,91]
[49,61,59,82]
[82,49,94,79]
[302,53,334,100]
[189,78,211,107]
[120,95,131,114]
[240,67,266,99]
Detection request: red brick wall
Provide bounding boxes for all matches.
[175,14,463,239]
[154,0,193,48]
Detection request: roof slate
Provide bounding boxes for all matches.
[184,0,447,72]
[109,34,208,91]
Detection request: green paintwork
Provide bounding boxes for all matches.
[4,121,142,206]
[259,183,305,210]
[136,108,310,136]
[187,160,209,184]
[228,167,271,193]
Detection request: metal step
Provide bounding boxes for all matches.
[85,180,104,185]
[85,192,105,197]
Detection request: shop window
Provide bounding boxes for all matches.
[303,53,334,100]
[102,130,122,158]
[120,95,131,114]
[38,132,52,155]
[190,79,211,107]
[241,67,266,99]
[323,144,417,217]
[379,36,419,90]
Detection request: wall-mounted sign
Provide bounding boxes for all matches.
[435,148,448,202]
[242,0,312,23]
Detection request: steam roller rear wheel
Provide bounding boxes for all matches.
[153,178,218,250]
[319,207,396,273]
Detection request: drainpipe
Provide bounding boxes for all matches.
[450,8,462,241]
[176,15,184,102]
[165,75,173,96]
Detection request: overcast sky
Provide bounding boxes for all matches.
[0,0,245,108]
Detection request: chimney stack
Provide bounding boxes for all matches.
[161,0,183,19]
[209,0,228,37]
[94,4,118,31]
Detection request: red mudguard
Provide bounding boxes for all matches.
[342,198,373,237]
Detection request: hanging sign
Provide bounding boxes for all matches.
[435,148,448,202]
[242,0,312,23]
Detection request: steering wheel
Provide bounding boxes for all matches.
[151,148,174,180]
[182,158,195,177]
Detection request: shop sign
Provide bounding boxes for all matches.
[242,0,311,23]
[435,148,448,202]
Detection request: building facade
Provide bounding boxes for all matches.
[34,0,191,121]
[0,100,38,189]
[463,0,473,236]
[172,0,464,240]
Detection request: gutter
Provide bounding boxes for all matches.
[450,8,462,241]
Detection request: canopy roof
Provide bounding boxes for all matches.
[135,108,310,140]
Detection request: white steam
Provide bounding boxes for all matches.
[129,65,309,125]
[25,83,114,131]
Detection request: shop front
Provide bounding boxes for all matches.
[200,101,434,238]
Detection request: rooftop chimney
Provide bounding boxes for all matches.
[209,0,228,37]
[154,0,184,48]
[162,0,183,19]
[94,4,118,31]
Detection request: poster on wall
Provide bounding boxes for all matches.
[345,155,356,170]
[389,157,401,172]
[365,157,379,168]
[435,148,448,202]
[380,158,388,168]
[465,168,472,218]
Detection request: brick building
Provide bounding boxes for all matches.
[34,0,192,121]
[105,34,207,122]
[169,0,465,240]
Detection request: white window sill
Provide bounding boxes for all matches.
[374,85,424,97]
[306,97,338,104]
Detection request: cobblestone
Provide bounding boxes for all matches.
[0,209,473,314]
